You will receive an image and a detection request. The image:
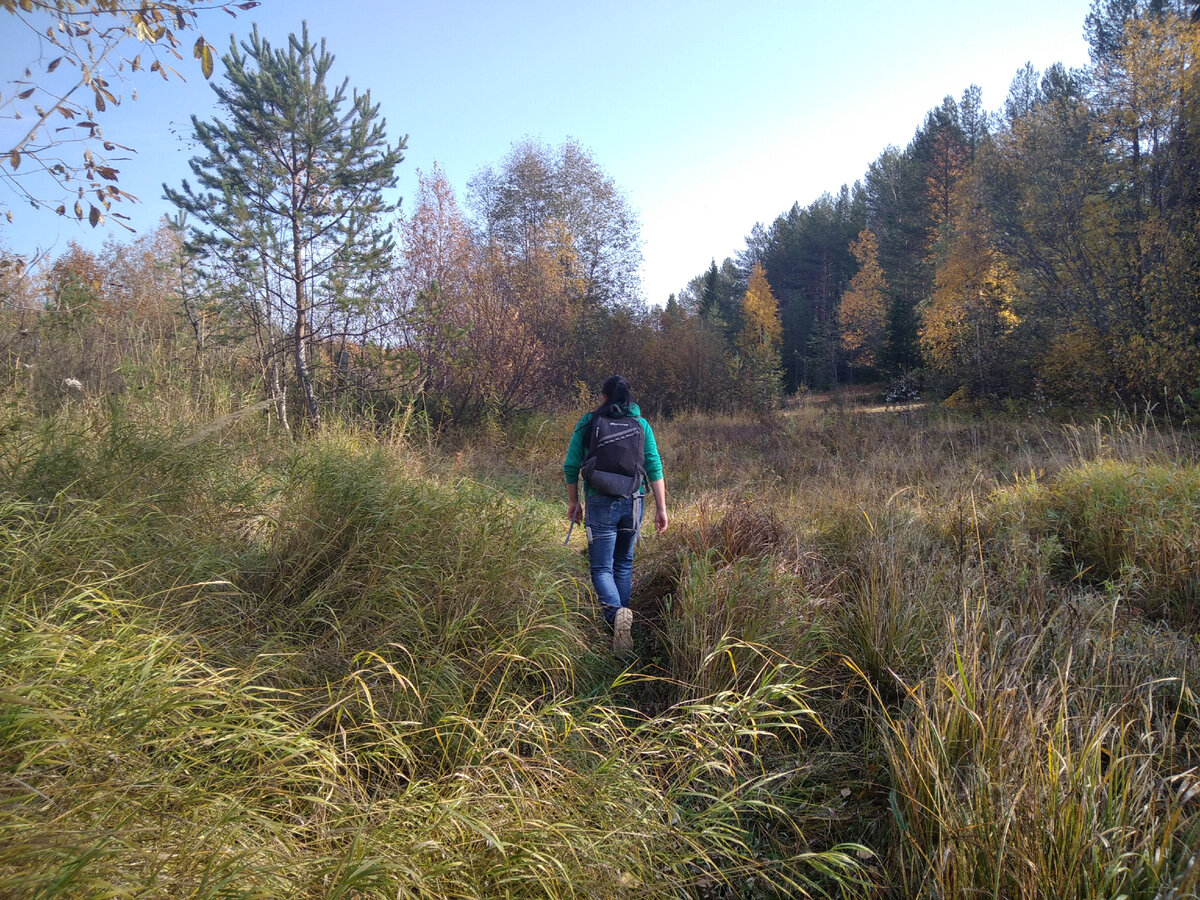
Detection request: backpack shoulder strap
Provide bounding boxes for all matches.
[581,412,597,455]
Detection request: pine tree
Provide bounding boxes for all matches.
[699,259,723,323]
[755,187,865,390]
[167,24,405,429]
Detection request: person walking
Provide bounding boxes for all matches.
[564,375,668,653]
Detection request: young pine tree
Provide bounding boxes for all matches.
[167,23,405,429]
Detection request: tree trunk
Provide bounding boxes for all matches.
[294,307,320,429]
[291,207,321,430]
[270,357,290,434]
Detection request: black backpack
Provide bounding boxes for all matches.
[581,412,645,497]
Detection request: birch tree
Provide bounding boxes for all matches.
[2,0,258,225]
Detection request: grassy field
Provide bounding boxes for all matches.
[1,378,1197,898]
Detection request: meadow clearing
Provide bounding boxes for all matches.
[1,377,1197,898]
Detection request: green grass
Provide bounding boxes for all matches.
[862,594,1200,899]
[989,457,1200,624]
[490,400,1199,898]
[0,403,872,897]
[1,378,1198,898]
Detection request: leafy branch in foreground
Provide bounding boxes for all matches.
[0,0,260,227]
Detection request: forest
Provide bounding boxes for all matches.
[0,1,1198,898]
[3,2,1200,424]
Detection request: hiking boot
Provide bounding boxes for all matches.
[613,607,633,655]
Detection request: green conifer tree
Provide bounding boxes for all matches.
[167,23,405,429]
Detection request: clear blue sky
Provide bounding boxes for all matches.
[1,0,1094,304]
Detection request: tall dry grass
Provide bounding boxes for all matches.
[3,324,1199,899]
[546,397,1199,897]
[0,392,874,898]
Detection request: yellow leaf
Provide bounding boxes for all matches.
[194,37,214,79]
[8,151,18,171]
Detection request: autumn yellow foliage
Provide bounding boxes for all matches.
[839,229,888,369]
[921,180,1021,397]
[736,262,782,407]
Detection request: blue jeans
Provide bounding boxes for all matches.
[585,493,643,624]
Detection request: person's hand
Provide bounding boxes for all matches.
[568,500,583,524]
[654,505,668,534]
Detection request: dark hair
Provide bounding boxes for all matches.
[596,374,634,417]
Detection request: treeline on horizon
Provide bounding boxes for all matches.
[686,0,1200,415]
[2,0,1199,428]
